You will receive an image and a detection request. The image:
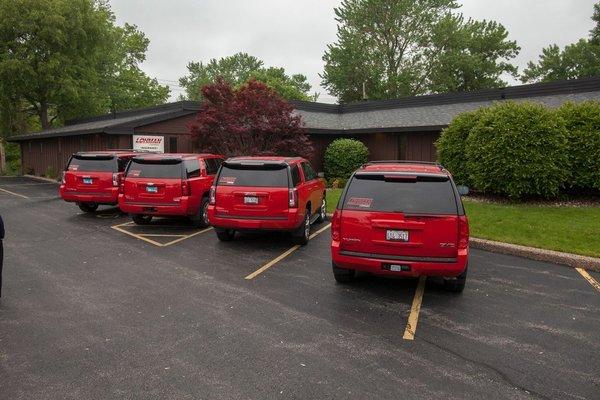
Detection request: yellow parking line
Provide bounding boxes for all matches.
[0,187,29,199]
[309,223,331,239]
[576,267,600,293]
[111,220,212,247]
[245,245,301,280]
[140,234,189,238]
[245,223,331,280]
[111,223,166,246]
[161,227,213,246]
[403,276,426,340]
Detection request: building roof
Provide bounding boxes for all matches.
[8,77,600,142]
[8,102,201,142]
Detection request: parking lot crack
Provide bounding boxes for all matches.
[420,338,552,400]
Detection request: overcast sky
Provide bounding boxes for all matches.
[110,0,597,103]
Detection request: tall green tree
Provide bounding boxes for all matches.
[427,15,519,93]
[321,0,519,103]
[522,2,600,83]
[0,0,169,131]
[178,53,316,101]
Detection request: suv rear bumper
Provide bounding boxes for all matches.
[331,240,468,277]
[208,206,304,231]
[59,185,118,205]
[118,194,194,217]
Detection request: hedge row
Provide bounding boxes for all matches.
[437,101,600,199]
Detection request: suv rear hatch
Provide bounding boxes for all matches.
[123,157,183,205]
[214,161,290,219]
[64,154,117,192]
[339,173,460,260]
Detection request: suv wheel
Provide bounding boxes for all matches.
[444,265,468,293]
[215,228,235,241]
[292,211,310,246]
[192,197,210,228]
[131,214,152,225]
[316,196,327,223]
[332,262,356,283]
[78,203,98,213]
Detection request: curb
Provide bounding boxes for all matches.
[24,174,60,184]
[469,238,600,272]
[325,213,600,272]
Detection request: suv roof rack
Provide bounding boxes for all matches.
[362,160,445,171]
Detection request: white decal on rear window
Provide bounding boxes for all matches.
[130,170,141,177]
[347,197,373,208]
[69,164,79,171]
[219,176,236,185]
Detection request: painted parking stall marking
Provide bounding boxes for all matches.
[0,186,30,199]
[575,267,600,293]
[111,220,212,247]
[403,276,426,340]
[244,223,331,280]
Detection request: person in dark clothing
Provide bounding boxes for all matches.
[0,213,4,298]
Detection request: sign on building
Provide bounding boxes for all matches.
[133,135,164,153]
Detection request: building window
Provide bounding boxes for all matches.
[169,137,178,153]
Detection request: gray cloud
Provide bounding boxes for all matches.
[110,0,597,103]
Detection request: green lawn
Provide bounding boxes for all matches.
[463,200,600,258]
[325,188,600,257]
[326,188,343,213]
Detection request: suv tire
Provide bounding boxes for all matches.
[316,196,327,223]
[292,210,310,246]
[132,214,152,225]
[78,203,98,213]
[215,228,235,241]
[444,265,468,293]
[192,197,210,228]
[332,262,356,283]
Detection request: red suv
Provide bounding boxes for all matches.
[207,157,327,245]
[330,161,469,292]
[60,151,139,213]
[118,153,224,227]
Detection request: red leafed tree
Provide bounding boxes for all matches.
[189,78,314,158]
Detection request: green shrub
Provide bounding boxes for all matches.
[436,108,485,185]
[557,101,600,193]
[324,138,369,180]
[466,101,569,199]
[44,166,59,180]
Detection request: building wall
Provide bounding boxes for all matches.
[135,114,197,153]
[18,120,441,177]
[20,134,130,176]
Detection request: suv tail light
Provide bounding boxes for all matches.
[182,180,191,196]
[458,215,469,249]
[61,171,66,184]
[112,173,120,187]
[331,210,341,241]
[209,186,216,205]
[288,188,298,208]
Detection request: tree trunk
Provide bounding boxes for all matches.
[39,100,50,130]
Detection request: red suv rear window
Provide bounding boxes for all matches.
[342,174,458,215]
[218,164,288,187]
[68,155,116,172]
[126,159,182,179]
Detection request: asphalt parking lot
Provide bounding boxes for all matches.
[0,176,599,400]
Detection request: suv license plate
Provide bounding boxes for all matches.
[244,196,259,204]
[83,178,92,185]
[386,230,409,241]
[146,186,158,193]
[389,264,408,272]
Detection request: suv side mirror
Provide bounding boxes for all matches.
[457,185,469,196]
[317,172,325,178]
